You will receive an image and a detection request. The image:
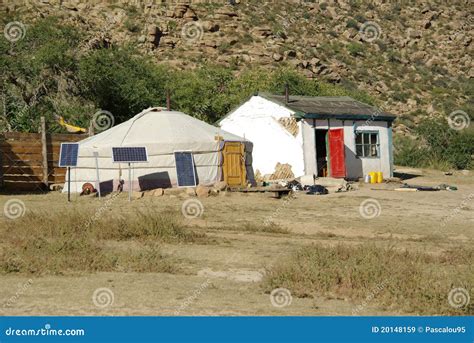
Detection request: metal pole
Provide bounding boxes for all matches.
[93,152,101,198]
[67,167,71,202]
[128,162,132,202]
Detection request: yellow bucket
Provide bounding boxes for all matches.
[369,172,377,184]
[376,172,383,183]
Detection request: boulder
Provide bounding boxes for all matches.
[196,185,211,198]
[164,188,184,196]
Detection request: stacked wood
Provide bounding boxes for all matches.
[0,132,86,191]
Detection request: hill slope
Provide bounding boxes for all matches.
[2,0,473,132]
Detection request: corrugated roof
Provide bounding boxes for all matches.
[260,93,396,121]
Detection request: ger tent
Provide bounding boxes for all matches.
[62,107,254,193]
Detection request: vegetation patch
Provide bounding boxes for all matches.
[0,209,202,275]
[264,243,473,315]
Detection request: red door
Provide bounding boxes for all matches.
[328,129,346,178]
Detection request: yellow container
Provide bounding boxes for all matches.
[376,171,383,183]
[369,172,377,184]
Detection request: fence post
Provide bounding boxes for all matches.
[40,116,49,188]
[0,133,4,189]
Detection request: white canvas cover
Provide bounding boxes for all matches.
[63,107,253,193]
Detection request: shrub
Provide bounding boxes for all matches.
[347,43,364,56]
[346,19,359,29]
[394,116,474,170]
[264,244,473,315]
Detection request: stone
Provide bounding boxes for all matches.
[196,185,210,198]
[252,26,272,37]
[164,188,184,196]
[284,50,297,59]
[186,187,196,196]
[201,21,220,32]
[213,181,228,191]
[272,53,283,61]
[215,6,238,17]
[148,24,158,36]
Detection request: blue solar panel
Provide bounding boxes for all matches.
[59,143,79,167]
[112,147,148,163]
[174,152,196,187]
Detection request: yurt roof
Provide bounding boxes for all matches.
[79,108,246,152]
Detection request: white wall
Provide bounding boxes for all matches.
[307,119,390,179]
[219,96,305,177]
[220,96,393,180]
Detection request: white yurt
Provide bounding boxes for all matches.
[63,107,254,193]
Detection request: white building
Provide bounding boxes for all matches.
[218,93,396,180]
[63,107,254,193]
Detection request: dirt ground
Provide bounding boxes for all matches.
[0,167,472,316]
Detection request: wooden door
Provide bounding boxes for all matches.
[222,142,246,187]
[328,129,346,178]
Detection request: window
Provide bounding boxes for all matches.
[355,132,379,157]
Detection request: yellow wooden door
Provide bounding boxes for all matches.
[222,142,246,187]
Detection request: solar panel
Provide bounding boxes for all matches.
[174,151,196,187]
[112,147,148,163]
[59,143,79,167]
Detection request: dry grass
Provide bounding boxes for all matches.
[0,208,204,275]
[264,244,473,315]
[212,222,290,234]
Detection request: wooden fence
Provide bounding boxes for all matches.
[0,128,87,192]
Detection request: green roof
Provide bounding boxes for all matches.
[259,92,396,122]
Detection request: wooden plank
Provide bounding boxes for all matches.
[0,143,3,187]
[2,175,43,182]
[41,117,49,186]
[2,166,45,174]
[2,181,47,191]
[49,133,87,141]
[2,132,42,140]
[2,152,61,160]
[0,142,77,150]
[0,146,43,154]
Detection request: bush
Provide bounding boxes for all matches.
[394,117,474,170]
[347,43,364,56]
[346,19,359,29]
[264,244,473,315]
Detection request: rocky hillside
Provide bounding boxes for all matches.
[2,0,473,132]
